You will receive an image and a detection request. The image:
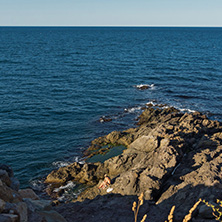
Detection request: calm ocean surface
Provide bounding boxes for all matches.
[0,27,222,188]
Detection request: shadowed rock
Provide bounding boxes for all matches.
[0,165,67,222]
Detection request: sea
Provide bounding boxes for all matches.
[0,27,222,190]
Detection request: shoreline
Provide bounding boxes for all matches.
[44,104,222,197]
[43,104,222,221]
[2,104,222,221]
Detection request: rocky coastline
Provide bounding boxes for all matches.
[2,105,222,221]
[0,164,66,222]
[44,105,222,221]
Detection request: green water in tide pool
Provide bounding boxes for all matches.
[86,145,127,163]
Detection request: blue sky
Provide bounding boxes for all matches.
[0,0,221,26]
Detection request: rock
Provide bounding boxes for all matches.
[44,106,222,222]
[27,211,46,222]
[2,106,222,221]
[3,201,28,221]
[0,170,11,187]
[23,199,52,212]
[135,84,150,90]
[0,180,14,202]
[0,165,14,178]
[22,199,66,222]
[23,199,67,222]
[0,165,59,222]
[38,210,67,222]
[129,135,159,152]
[10,178,20,191]
[16,202,28,222]
[106,131,122,144]
[198,204,214,219]
[0,214,18,222]
[45,168,70,184]
[0,198,6,213]
[195,135,218,149]
[99,117,112,123]
[3,202,16,212]
[18,189,40,200]
[55,194,155,222]
[0,214,13,222]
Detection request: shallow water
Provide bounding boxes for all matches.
[0,27,222,187]
[86,145,127,163]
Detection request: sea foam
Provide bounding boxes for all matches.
[124,106,142,113]
[54,181,76,193]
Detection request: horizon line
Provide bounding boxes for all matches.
[0,25,222,28]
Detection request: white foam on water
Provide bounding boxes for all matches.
[136,84,148,88]
[179,108,196,113]
[56,185,86,202]
[146,101,155,106]
[52,161,71,168]
[146,100,196,114]
[149,102,196,113]
[74,156,85,164]
[30,179,44,191]
[150,84,155,89]
[54,181,76,193]
[52,157,85,169]
[160,105,170,109]
[124,106,142,113]
[146,101,169,109]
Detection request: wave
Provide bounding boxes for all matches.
[146,101,196,113]
[178,108,196,113]
[146,101,169,109]
[52,157,85,168]
[124,106,143,113]
[52,161,71,168]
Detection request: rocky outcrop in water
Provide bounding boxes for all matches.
[45,107,222,221]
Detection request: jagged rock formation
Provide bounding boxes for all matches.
[45,107,222,221]
[0,164,67,222]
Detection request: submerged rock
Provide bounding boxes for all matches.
[99,116,112,123]
[134,84,154,90]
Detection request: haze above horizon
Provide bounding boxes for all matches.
[0,0,222,27]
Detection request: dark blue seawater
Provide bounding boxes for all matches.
[0,27,222,188]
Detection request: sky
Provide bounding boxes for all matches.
[0,0,222,27]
